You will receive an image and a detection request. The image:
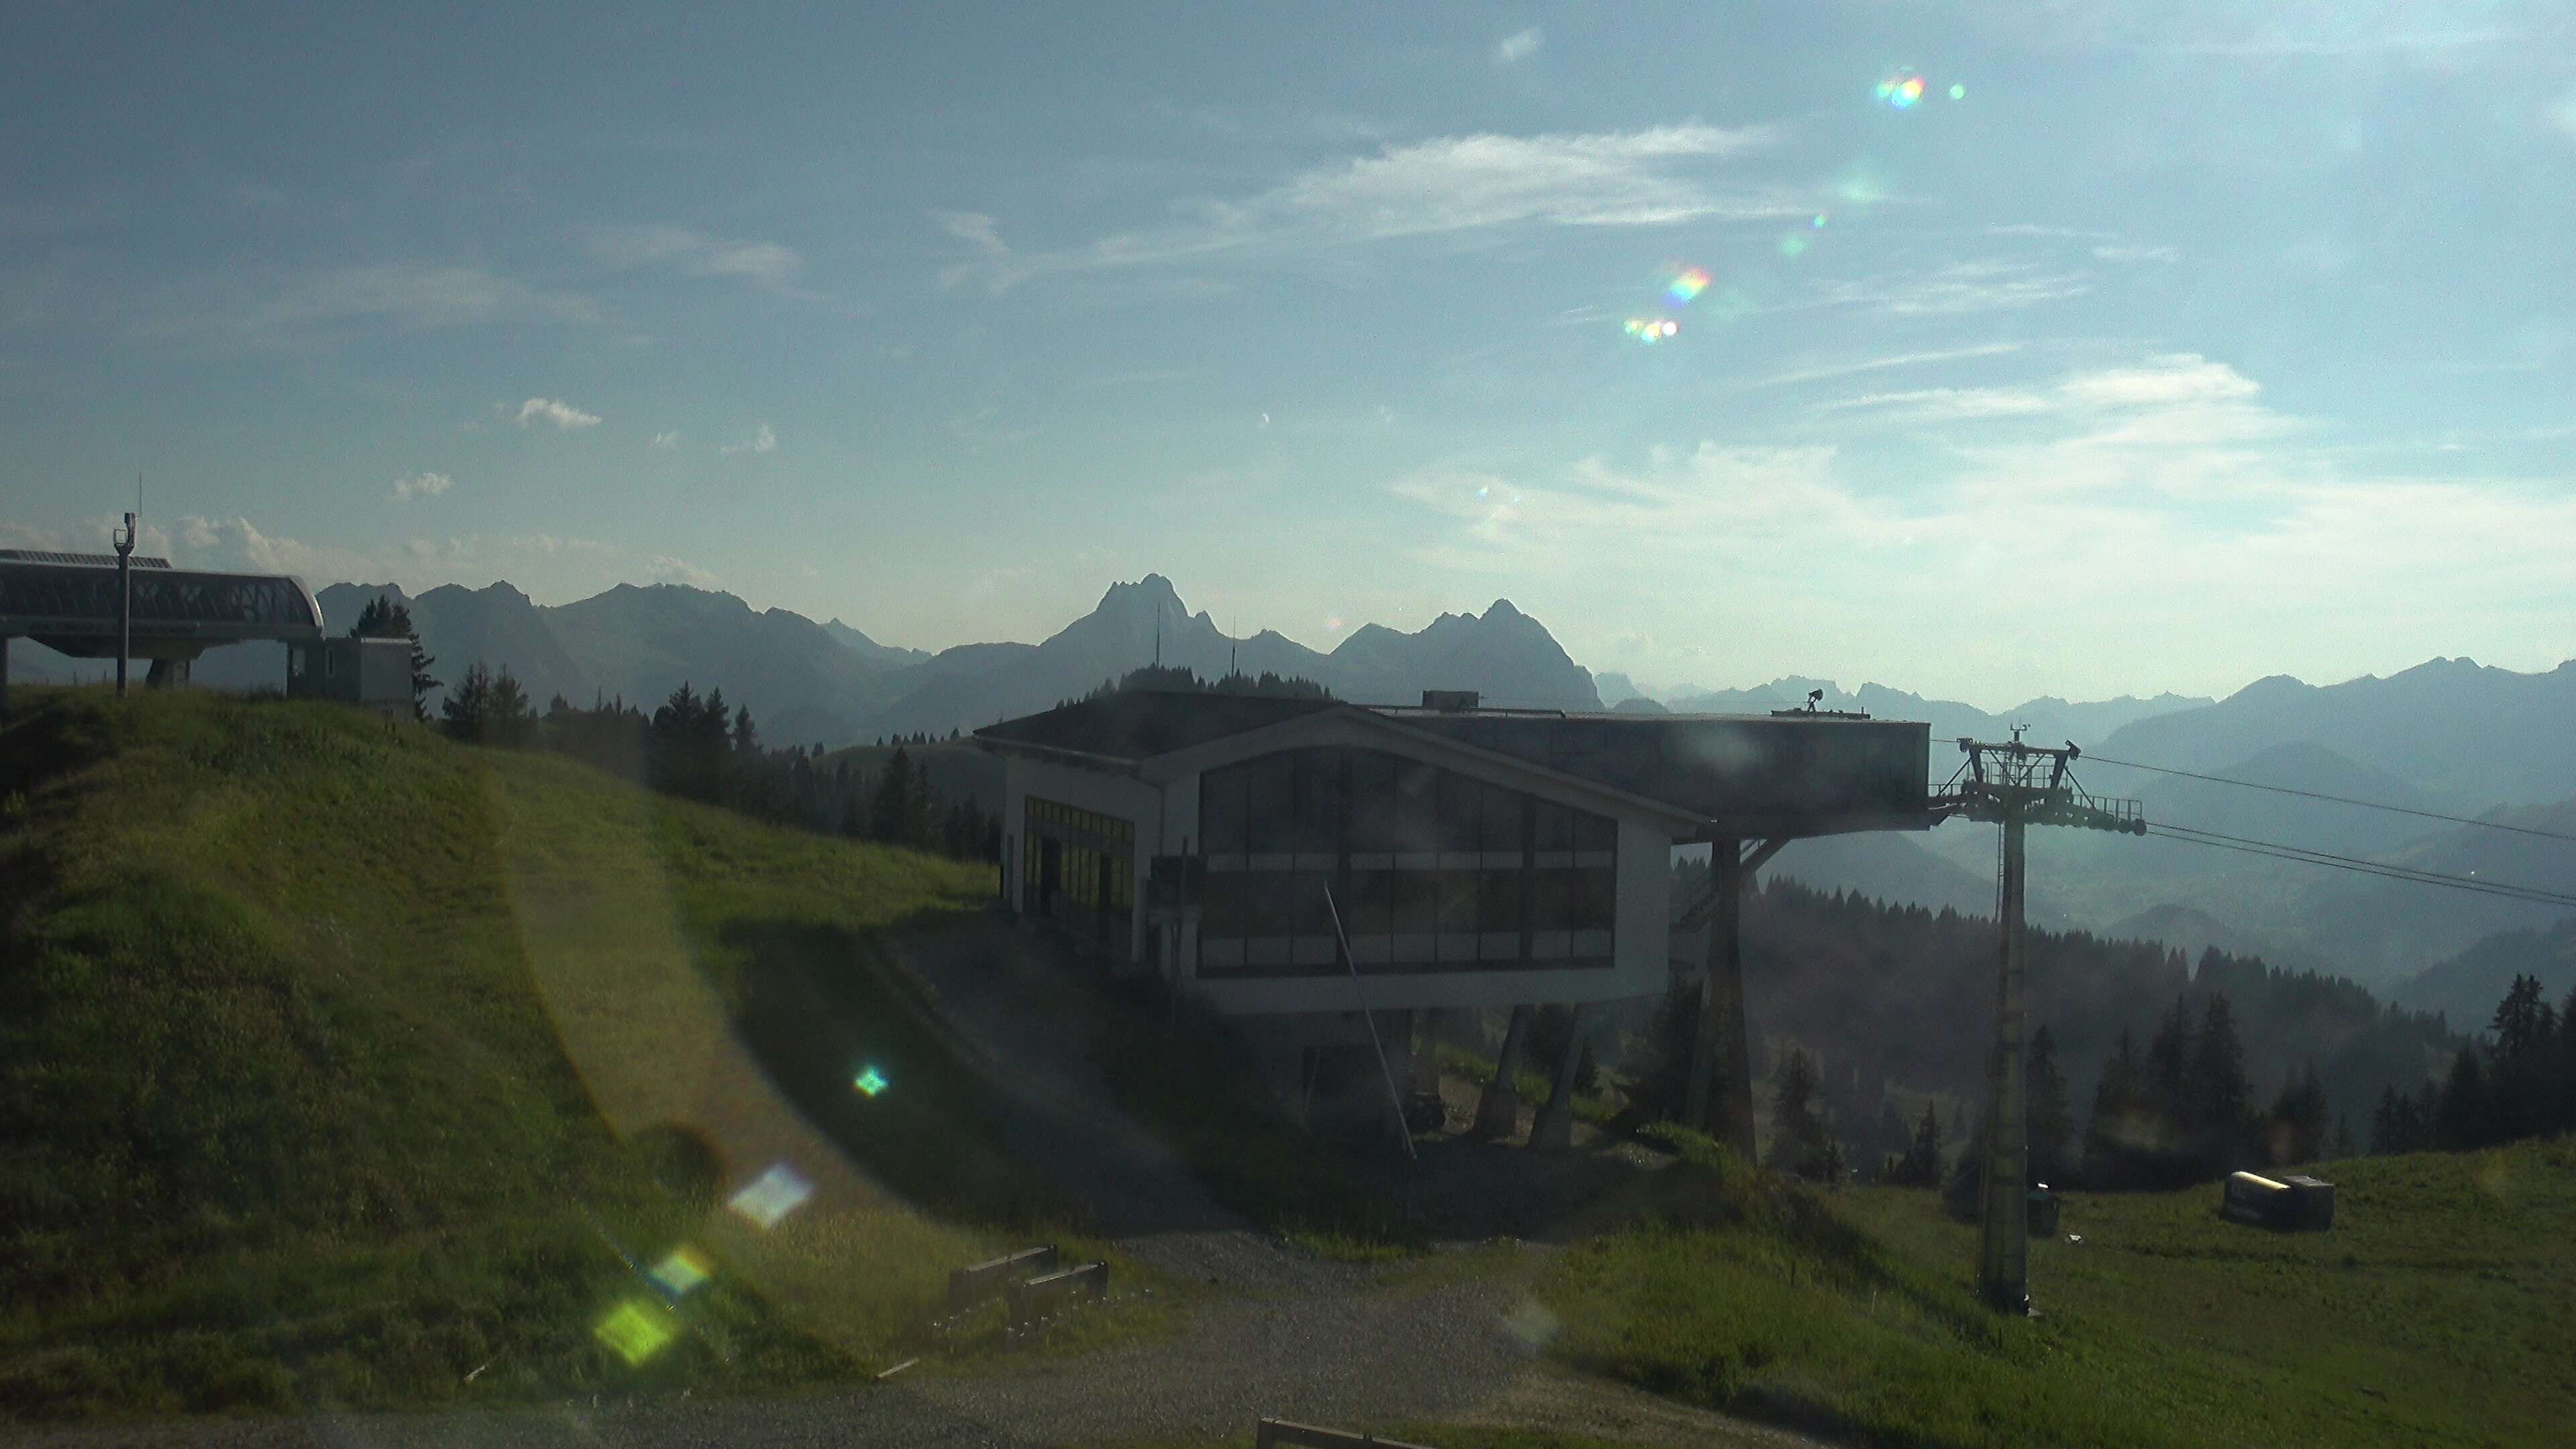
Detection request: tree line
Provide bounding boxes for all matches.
[350,596,998,862]
[1711,877,2575,1191]
[2367,973,2576,1156]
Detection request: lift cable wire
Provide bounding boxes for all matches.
[2141,823,2576,912]
[2082,753,2576,846]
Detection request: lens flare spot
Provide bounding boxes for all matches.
[1325,616,1344,632]
[596,1299,681,1366]
[853,1065,889,1098]
[1664,266,1711,305]
[1877,71,1926,109]
[647,1246,713,1303]
[727,1163,815,1230]
[1622,318,1676,343]
[1812,213,1828,229]
[1949,83,1967,101]
[1778,234,1809,258]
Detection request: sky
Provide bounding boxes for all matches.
[5,1,2574,710]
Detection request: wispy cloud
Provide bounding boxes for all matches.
[1819,353,2279,443]
[590,224,806,292]
[2092,244,2179,264]
[154,262,599,347]
[720,421,777,455]
[517,397,602,430]
[1815,386,2055,422]
[390,470,453,501]
[1388,350,2576,697]
[1820,260,2092,316]
[650,554,720,588]
[1493,28,1542,65]
[940,124,1788,292]
[1760,343,2025,388]
[650,429,682,449]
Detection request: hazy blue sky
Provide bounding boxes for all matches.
[5,1,2573,707]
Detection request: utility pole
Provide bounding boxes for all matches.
[1937,729,2142,1315]
[111,511,137,696]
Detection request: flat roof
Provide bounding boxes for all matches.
[975,690,1341,761]
[977,690,1932,837]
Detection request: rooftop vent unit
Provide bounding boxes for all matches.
[1421,689,1480,712]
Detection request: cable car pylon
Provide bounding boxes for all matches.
[1931,728,2144,1316]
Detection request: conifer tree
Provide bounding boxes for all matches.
[2186,994,2255,1174]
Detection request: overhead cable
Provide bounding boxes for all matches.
[2086,753,2576,846]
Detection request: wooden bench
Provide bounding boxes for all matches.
[1004,1259,1109,1328]
[946,1245,1057,1312]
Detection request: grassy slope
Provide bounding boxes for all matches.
[0,688,1029,1421]
[1545,1128,2576,1448]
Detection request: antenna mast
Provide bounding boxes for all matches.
[1933,735,2142,1316]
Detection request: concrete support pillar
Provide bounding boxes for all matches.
[1474,1005,1534,1140]
[1,635,10,715]
[1529,1005,1587,1150]
[1684,840,1757,1159]
[145,657,189,690]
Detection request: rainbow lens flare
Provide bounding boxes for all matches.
[596,1299,680,1366]
[727,1163,814,1230]
[1665,266,1711,305]
[1622,318,1680,343]
[1876,72,1927,109]
[647,1246,713,1303]
[853,1065,889,1098]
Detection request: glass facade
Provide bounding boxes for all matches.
[1197,747,1616,978]
[1022,797,1134,949]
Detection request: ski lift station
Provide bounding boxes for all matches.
[976,688,1934,1120]
[0,547,324,705]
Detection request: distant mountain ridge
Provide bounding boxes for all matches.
[186,571,1603,748]
[1662,677,2215,751]
[2094,656,2576,810]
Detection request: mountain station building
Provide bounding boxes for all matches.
[975,688,1934,1144]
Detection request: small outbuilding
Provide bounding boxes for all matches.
[287,636,414,718]
[2220,1170,2335,1230]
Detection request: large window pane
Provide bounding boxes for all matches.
[1247,870,1297,936]
[1435,868,1477,933]
[1244,754,1295,854]
[1393,760,1439,853]
[1436,770,1480,853]
[1534,798,1574,852]
[1393,869,1439,934]
[1480,783,1525,852]
[1477,868,1523,934]
[1572,866,1616,931]
[1201,763,1250,857]
[1531,867,1576,932]
[1574,808,1617,854]
[1201,870,1248,938]
[1293,748,1344,855]
[1348,751,1401,851]
[1351,869,1394,935]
